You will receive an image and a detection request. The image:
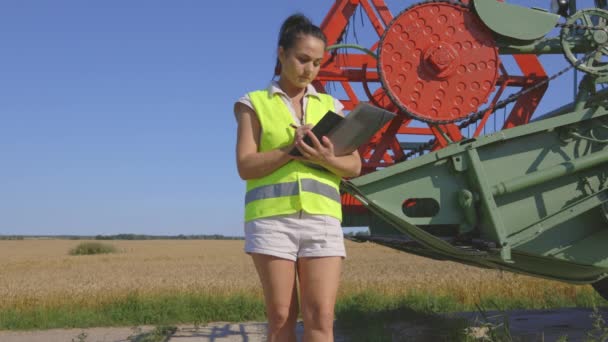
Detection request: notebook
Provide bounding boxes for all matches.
[289,102,396,157]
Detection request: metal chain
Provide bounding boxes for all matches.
[458,48,600,129]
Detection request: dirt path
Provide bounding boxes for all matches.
[0,307,605,341]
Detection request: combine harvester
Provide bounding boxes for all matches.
[313,0,608,299]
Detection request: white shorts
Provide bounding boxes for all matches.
[244,211,346,261]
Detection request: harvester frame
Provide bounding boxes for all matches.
[311,0,608,300]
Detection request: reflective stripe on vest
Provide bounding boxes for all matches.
[245,178,341,205]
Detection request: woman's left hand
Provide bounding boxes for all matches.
[293,130,337,166]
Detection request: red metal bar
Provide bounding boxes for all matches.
[320,1,359,44]
[371,0,394,25]
[473,81,508,137]
[326,54,378,68]
[503,55,549,129]
[316,70,380,82]
[368,116,404,164]
[360,0,389,36]
[398,127,434,135]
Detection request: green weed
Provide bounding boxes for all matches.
[585,305,608,342]
[69,242,117,256]
[127,325,177,342]
[71,331,88,342]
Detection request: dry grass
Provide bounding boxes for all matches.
[0,239,594,311]
[340,242,592,306]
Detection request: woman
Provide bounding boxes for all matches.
[234,13,361,342]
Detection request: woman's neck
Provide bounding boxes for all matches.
[278,78,305,99]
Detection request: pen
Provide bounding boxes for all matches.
[289,123,299,129]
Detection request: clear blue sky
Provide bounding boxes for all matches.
[0,1,595,236]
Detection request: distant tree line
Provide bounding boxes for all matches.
[0,232,369,240]
[0,234,243,240]
[94,234,243,240]
[0,235,25,240]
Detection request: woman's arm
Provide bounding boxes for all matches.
[235,102,293,180]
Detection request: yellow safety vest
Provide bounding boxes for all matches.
[244,89,342,222]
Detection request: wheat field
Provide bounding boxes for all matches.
[0,239,596,311]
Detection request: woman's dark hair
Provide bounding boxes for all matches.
[275,14,327,75]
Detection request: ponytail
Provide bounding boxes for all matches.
[275,14,327,75]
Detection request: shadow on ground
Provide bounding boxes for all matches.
[336,304,470,342]
[336,305,608,342]
[168,323,267,341]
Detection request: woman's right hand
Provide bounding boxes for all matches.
[293,124,313,145]
[285,124,313,159]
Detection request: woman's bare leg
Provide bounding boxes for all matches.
[251,253,299,342]
[298,256,342,342]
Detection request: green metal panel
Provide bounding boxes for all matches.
[343,106,608,283]
[497,38,590,55]
[473,0,560,41]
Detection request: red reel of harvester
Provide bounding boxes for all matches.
[378,1,499,123]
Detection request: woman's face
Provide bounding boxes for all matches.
[278,35,325,89]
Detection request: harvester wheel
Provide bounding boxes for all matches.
[592,278,608,301]
[377,0,498,123]
[561,8,608,76]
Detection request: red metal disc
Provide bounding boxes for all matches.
[378,1,499,123]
